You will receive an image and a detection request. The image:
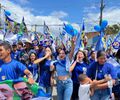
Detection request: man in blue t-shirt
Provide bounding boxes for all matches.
[0,41,34,84]
[11,44,19,60]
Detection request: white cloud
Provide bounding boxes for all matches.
[50,11,68,19]
[85,7,120,25]
[83,7,120,32]
[103,8,120,24]
[0,0,66,32]
[0,0,80,39]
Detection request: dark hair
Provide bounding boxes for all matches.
[74,50,89,64]
[45,46,54,59]
[12,44,17,48]
[45,46,53,52]
[58,48,68,55]
[78,74,87,82]
[90,50,95,56]
[17,42,23,47]
[97,50,106,58]
[116,49,120,59]
[29,52,37,61]
[0,41,12,52]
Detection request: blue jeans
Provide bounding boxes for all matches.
[57,78,73,100]
[91,88,110,100]
[40,86,52,96]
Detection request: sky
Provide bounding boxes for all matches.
[0,0,120,32]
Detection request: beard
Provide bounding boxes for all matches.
[21,89,33,100]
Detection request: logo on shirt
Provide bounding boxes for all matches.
[2,76,6,80]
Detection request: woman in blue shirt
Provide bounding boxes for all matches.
[27,51,38,82]
[70,50,89,100]
[89,50,96,64]
[87,50,116,100]
[50,38,75,100]
[50,50,73,100]
[34,46,54,96]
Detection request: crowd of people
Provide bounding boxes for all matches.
[0,36,120,100]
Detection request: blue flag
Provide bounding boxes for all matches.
[112,32,120,49]
[74,32,83,56]
[95,32,104,51]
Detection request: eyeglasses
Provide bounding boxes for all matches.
[15,87,29,91]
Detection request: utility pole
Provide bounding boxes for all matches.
[99,0,105,26]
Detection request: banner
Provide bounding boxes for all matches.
[0,78,50,100]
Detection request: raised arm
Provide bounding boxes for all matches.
[33,53,49,64]
[69,54,79,72]
[69,36,75,61]
[69,61,77,72]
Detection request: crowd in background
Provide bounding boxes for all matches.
[0,37,120,100]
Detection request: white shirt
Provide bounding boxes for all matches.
[78,84,91,100]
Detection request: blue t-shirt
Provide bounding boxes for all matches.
[27,62,38,77]
[39,59,52,87]
[11,51,19,60]
[89,58,95,64]
[0,60,27,81]
[0,60,4,66]
[87,62,117,80]
[38,50,45,58]
[54,59,70,77]
[72,62,88,84]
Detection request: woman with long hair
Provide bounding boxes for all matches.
[27,51,38,82]
[34,46,54,96]
[70,50,89,100]
[50,38,75,100]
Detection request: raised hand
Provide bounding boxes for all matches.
[44,53,50,58]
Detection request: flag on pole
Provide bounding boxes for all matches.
[43,21,50,35]
[81,20,85,40]
[22,17,28,33]
[95,32,104,51]
[18,17,27,35]
[112,32,120,49]
[74,21,86,55]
